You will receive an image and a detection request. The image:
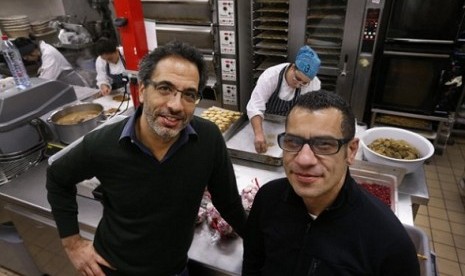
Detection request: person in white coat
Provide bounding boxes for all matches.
[14,37,72,80]
[246,45,322,153]
[94,38,126,96]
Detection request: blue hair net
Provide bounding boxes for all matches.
[295,45,321,79]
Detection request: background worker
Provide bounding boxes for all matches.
[246,45,321,153]
[94,37,126,95]
[13,36,87,86]
[242,91,420,275]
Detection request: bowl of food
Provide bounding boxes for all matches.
[48,102,104,144]
[359,127,434,173]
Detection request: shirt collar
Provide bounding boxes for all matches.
[120,106,198,160]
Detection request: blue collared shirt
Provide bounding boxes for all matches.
[119,107,198,163]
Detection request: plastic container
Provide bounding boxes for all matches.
[1,35,31,90]
[350,168,398,214]
[403,224,436,276]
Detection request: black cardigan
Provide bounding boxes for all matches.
[47,116,246,275]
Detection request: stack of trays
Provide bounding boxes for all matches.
[226,118,285,166]
[0,15,32,38]
[30,17,56,36]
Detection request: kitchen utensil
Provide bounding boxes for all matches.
[48,102,104,144]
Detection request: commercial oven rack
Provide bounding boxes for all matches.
[370,108,454,155]
[251,0,290,81]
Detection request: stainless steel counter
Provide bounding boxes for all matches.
[0,155,422,275]
[0,99,426,275]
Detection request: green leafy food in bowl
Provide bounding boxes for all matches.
[368,138,420,160]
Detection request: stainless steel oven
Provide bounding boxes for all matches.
[371,47,452,115]
[141,0,252,111]
[367,0,465,117]
[386,0,465,42]
[249,0,388,120]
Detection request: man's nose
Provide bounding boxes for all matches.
[294,144,318,164]
[166,91,184,109]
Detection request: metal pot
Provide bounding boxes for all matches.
[48,102,104,144]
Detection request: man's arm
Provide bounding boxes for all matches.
[207,129,247,236]
[95,57,111,95]
[250,115,267,153]
[62,234,114,276]
[46,137,114,275]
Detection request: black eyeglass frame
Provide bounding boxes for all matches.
[277,132,352,155]
[146,79,202,104]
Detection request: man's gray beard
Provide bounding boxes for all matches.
[144,109,188,142]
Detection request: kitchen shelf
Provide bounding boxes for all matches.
[251,0,290,81]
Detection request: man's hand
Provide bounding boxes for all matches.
[62,234,115,276]
[99,84,112,96]
[250,116,268,153]
[254,132,268,153]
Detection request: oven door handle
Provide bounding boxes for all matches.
[439,70,446,87]
[340,54,348,77]
[383,51,450,59]
[155,24,212,34]
[386,38,455,45]
[141,0,209,3]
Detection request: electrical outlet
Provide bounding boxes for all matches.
[221,58,236,81]
[222,84,237,106]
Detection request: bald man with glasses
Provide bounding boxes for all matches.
[242,91,420,276]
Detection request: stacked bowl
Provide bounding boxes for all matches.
[0,15,32,38]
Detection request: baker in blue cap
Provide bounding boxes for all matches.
[246,45,321,153]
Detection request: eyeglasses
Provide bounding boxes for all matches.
[146,80,201,104]
[292,68,310,87]
[277,133,351,155]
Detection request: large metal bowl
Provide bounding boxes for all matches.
[48,102,104,144]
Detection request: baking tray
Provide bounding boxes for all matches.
[92,92,134,117]
[350,160,407,215]
[194,106,246,140]
[374,114,433,131]
[226,118,285,166]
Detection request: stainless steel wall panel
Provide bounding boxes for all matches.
[141,0,212,25]
[154,24,215,54]
[142,0,250,109]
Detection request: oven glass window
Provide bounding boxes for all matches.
[387,0,464,41]
[372,54,449,114]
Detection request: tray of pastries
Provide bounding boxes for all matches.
[197,106,245,140]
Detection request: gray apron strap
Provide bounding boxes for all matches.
[106,51,126,90]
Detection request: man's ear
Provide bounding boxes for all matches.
[346,138,359,166]
[138,82,145,104]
